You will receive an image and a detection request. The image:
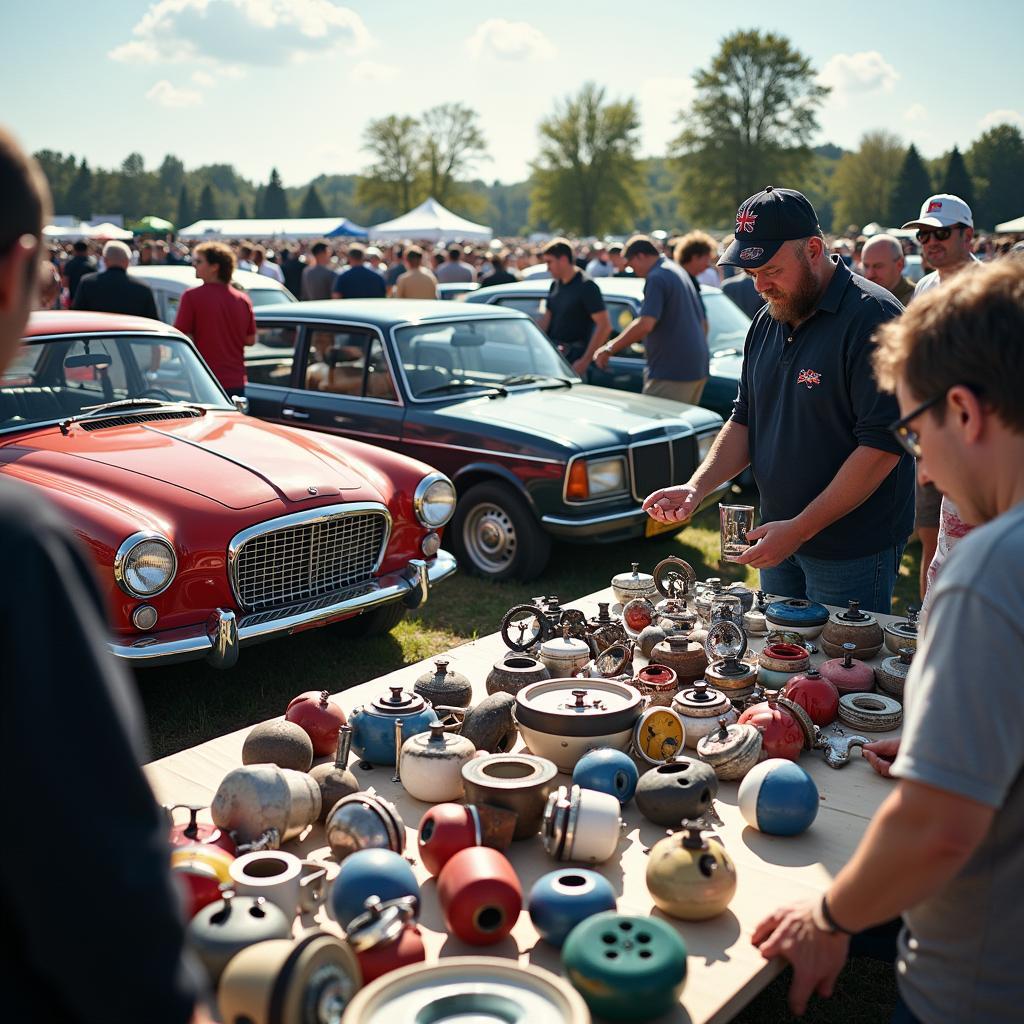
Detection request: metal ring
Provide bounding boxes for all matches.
[837,692,903,732]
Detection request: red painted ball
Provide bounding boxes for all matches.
[738,700,804,761]
[783,669,840,727]
[285,690,346,756]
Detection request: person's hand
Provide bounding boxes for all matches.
[642,484,702,524]
[735,518,806,569]
[862,738,901,777]
[751,901,851,1017]
[572,355,591,377]
[593,345,612,370]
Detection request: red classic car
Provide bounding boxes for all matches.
[1,312,457,668]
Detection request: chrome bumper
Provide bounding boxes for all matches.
[110,550,458,669]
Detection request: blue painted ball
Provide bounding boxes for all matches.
[572,748,639,805]
[738,758,819,836]
[528,869,617,947]
[330,848,420,928]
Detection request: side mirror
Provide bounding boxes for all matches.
[232,395,249,415]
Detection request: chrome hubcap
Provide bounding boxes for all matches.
[464,501,516,573]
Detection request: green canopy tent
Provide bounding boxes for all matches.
[130,215,175,235]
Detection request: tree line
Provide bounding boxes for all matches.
[34,31,1023,237]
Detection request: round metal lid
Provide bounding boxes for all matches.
[346,895,417,952]
[673,680,731,716]
[833,599,878,626]
[611,561,654,591]
[704,621,746,662]
[696,718,761,764]
[540,630,591,657]
[370,686,427,716]
[541,784,579,858]
[516,679,643,737]
[632,706,686,765]
[765,598,830,627]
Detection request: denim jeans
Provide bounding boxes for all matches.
[849,919,923,1024]
[759,543,906,615]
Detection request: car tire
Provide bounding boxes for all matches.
[451,481,550,581]
[332,601,406,637]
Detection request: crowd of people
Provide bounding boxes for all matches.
[5,114,1024,1024]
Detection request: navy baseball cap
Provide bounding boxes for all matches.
[718,186,822,269]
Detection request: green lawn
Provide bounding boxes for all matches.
[137,485,917,1023]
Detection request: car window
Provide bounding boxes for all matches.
[247,287,297,306]
[606,301,644,355]
[301,328,398,401]
[703,292,751,355]
[395,317,571,398]
[494,296,544,325]
[247,325,297,387]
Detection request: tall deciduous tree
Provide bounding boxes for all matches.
[262,168,289,218]
[177,185,194,228]
[356,115,423,216]
[888,143,933,226]
[530,82,643,236]
[831,132,906,231]
[967,124,1024,230]
[940,146,975,210]
[197,183,218,220]
[421,103,488,206]
[300,183,326,218]
[672,30,829,225]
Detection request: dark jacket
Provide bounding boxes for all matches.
[72,267,159,320]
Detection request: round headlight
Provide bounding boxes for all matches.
[114,533,177,598]
[414,473,456,528]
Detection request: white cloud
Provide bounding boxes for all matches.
[109,0,370,73]
[978,108,1024,132]
[818,51,899,100]
[639,76,696,156]
[466,19,556,62]
[350,60,399,84]
[146,80,203,108]
[904,103,928,123]
[191,69,216,87]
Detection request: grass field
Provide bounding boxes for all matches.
[137,485,918,1022]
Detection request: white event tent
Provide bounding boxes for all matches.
[177,217,367,240]
[370,197,492,243]
[43,221,133,241]
[995,215,1024,233]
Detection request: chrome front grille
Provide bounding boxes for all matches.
[628,435,695,501]
[229,504,390,613]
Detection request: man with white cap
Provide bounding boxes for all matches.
[902,194,977,298]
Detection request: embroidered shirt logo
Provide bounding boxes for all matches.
[739,246,764,261]
[736,207,758,233]
[796,368,822,388]
[927,200,943,212]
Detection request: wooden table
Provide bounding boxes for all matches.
[146,589,902,1024]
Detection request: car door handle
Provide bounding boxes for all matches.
[282,407,310,420]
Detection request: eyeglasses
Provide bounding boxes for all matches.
[916,226,962,244]
[889,391,948,458]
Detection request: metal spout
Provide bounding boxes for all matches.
[335,725,353,769]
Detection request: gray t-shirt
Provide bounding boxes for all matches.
[890,498,1024,1023]
[300,263,335,301]
[639,257,709,382]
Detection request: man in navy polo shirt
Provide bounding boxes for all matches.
[643,187,914,613]
[331,244,386,299]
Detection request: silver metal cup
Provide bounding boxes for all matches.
[719,504,755,563]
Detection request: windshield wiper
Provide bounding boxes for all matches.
[499,374,573,388]
[417,379,508,398]
[59,398,206,435]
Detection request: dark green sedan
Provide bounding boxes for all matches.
[246,300,730,581]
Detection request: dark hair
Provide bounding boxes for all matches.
[73,240,89,254]
[623,234,659,259]
[542,237,573,262]
[0,128,49,255]
[490,252,506,270]
[406,247,423,267]
[608,243,624,256]
[447,245,461,260]
[347,245,365,262]
[195,241,235,283]
[311,241,328,256]
[873,261,1024,433]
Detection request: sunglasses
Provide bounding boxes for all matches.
[916,226,962,244]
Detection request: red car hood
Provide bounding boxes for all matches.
[8,413,371,510]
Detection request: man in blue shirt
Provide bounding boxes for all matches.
[593,234,709,405]
[331,244,386,299]
[643,187,914,613]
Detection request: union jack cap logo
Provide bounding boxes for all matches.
[796,368,822,388]
[927,200,943,212]
[736,207,758,233]
[739,246,764,261]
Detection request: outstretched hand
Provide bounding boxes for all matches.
[862,738,901,778]
[642,485,701,524]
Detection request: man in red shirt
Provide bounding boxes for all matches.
[174,241,255,395]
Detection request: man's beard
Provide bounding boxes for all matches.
[765,257,821,325]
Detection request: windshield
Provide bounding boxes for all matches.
[1,334,233,430]
[247,287,297,306]
[395,317,573,399]
[704,291,751,355]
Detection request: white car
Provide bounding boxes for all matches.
[128,265,296,324]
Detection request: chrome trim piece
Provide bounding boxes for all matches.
[226,501,392,611]
[561,450,630,506]
[207,609,239,670]
[108,550,457,667]
[413,471,456,528]
[113,531,178,598]
[402,436,564,465]
[404,558,429,609]
[132,604,158,631]
[627,432,691,503]
[541,508,648,530]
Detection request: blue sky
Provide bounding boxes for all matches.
[4,1,1021,190]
